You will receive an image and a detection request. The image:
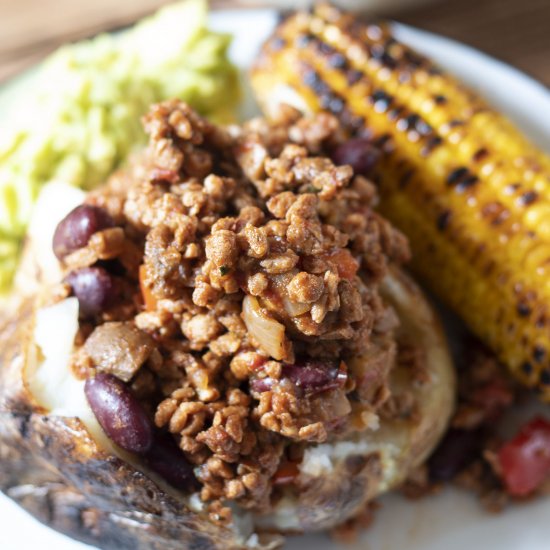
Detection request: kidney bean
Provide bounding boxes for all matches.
[250,360,347,397]
[65,266,118,317]
[53,204,114,260]
[249,377,275,394]
[428,428,484,482]
[272,461,300,486]
[145,435,199,493]
[331,137,381,176]
[85,373,153,454]
[283,360,346,396]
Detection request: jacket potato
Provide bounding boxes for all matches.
[0,101,455,549]
[0,268,454,547]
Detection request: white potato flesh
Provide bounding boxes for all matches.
[242,295,287,360]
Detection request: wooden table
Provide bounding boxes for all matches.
[399,0,550,87]
[0,0,549,87]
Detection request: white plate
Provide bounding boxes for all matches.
[1,8,550,550]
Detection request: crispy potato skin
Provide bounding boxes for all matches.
[266,453,383,534]
[380,267,457,475]
[0,301,246,550]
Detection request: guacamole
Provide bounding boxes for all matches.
[0,0,239,292]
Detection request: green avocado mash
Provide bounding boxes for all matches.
[0,0,239,292]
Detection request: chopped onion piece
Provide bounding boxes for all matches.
[30,298,97,420]
[21,182,86,288]
[281,295,310,317]
[271,273,310,317]
[243,295,288,361]
[31,298,81,413]
[27,298,106,445]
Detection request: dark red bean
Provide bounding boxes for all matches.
[283,360,346,395]
[85,373,153,454]
[250,360,346,397]
[145,435,199,493]
[65,267,118,317]
[249,377,275,394]
[53,204,114,260]
[331,137,381,176]
[428,428,484,482]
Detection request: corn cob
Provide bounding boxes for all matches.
[251,4,550,399]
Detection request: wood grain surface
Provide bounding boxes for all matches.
[399,0,550,87]
[0,0,549,86]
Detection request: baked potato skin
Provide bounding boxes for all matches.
[273,453,383,534]
[0,302,244,550]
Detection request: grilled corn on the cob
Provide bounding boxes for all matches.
[251,4,550,399]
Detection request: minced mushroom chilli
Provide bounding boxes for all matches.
[50,100,412,522]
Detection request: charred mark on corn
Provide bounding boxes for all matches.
[481,202,510,226]
[396,114,433,136]
[448,119,465,128]
[421,136,443,157]
[473,148,489,163]
[302,67,329,95]
[437,211,452,231]
[399,169,414,188]
[517,191,538,207]
[447,167,468,185]
[295,33,313,48]
[347,69,363,85]
[269,35,287,51]
[301,66,346,114]
[522,361,534,375]
[447,167,479,192]
[371,46,398,70]
[371,90,393,112]
[385,107,403,123]
[328,52,347,69]
[533,346,546,363]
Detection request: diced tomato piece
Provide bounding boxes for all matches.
[149,168,179,184]
[472,379,514,421]
[139,265,158,311]
[248,354,267,372]
[498,416,550,496]
[325,249,359,280]
[273,461,300,486]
